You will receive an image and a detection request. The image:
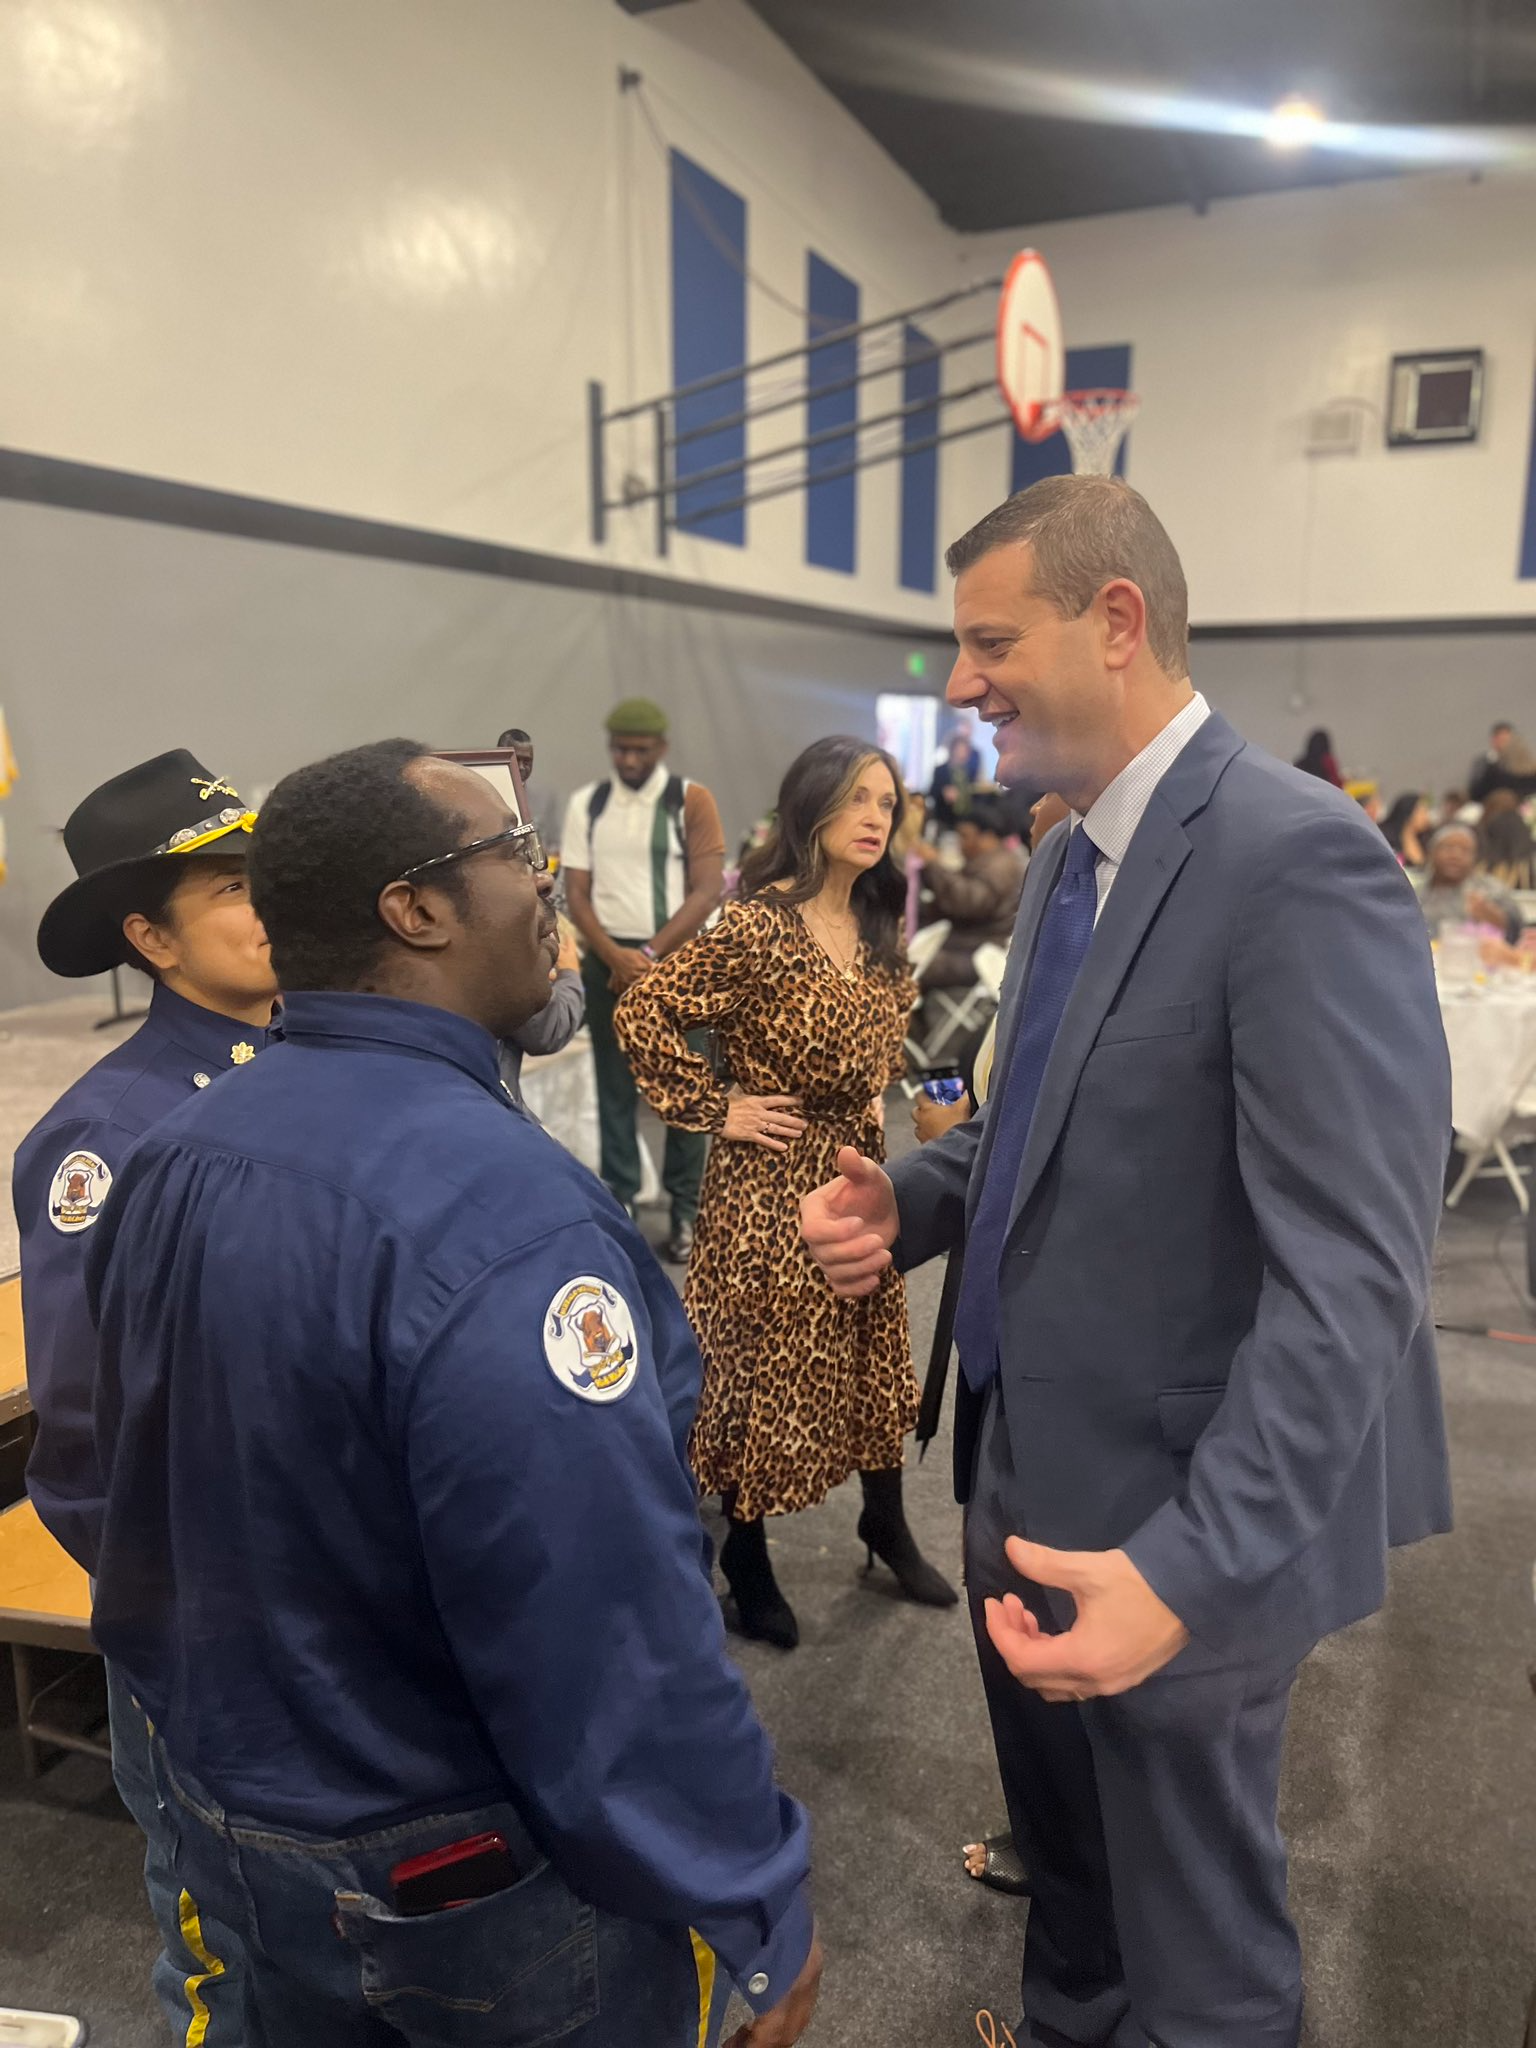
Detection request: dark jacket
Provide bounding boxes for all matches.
[891,714,1452,1668]
[498,966,585,1106]
[85,991,812,2007]
[923,844,1028,953]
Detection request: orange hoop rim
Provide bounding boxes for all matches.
[1046,388,1142,474]
[1047,387,1141,423]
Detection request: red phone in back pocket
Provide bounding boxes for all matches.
[389,1832,517,1916]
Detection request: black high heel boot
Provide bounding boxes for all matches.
[857,1468,958,1608]
[718,1500,799,1650]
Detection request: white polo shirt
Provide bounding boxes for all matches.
[563,764,719,940]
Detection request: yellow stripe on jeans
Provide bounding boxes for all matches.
[177,1888,227,2047]
[690,1929,717,2048]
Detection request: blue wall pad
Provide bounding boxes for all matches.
[671,149,748,546]
[1520,357,1536,580]
[900,324,940,593]
[806,252,860,573]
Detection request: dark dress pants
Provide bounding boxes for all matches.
[966,1386,1304,2048]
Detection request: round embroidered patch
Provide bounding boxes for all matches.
[48,1150,113,1234]
[543,1276,639,1403]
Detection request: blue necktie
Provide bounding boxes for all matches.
[953,824,1100,1392]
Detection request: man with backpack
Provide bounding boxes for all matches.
[562,699,725,1262]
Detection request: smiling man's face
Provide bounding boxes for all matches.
[945,540,1123,797]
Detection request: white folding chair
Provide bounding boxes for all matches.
[973,941,1009,1000]
[906,919,952,983]
[901,921,952,1088]
[920,938,1009,1065]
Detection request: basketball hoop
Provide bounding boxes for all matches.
[996,250,1064,441]
[1047,388,1141,476]
[995,250,1141,474]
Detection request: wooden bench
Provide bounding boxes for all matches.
[0,1277,109,1776]
[0,1271,29,1429]
[0,1497,107,1776]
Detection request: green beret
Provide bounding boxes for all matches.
[605,698,669,739]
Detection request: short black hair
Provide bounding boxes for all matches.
[114,851,250,978]
[961,797,1005,837]
[249,739,469,992]
[112,864,183,979]
[497,727,531,748]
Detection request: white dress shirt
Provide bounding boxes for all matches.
[1074,692,1211,922]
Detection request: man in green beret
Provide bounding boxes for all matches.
[562,700,725,1263]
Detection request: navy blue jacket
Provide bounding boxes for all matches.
[84,991,811,2011]
[12,982,274,1570]
[891,714,1453,1665]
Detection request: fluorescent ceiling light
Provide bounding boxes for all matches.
[808,25,1536,170]
[1266,97,1325,150]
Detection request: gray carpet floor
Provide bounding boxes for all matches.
[2,1087,1534,2047]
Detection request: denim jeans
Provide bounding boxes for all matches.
[142,1728,733,2048]
[106,1660,253,2045]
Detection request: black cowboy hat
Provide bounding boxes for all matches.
[38,750,257,978]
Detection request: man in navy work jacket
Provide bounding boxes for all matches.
[85,738,820,2048]
[13,747,278,2045]
[803,475,1451,2047]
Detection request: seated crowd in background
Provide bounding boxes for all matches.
[1468,720,1536,805]
[913,797,1028,991]
[1413,822,1523,943]
[1306,718,1534,971]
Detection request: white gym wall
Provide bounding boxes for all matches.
[0,0,962,626]
[954,170,1536,624]
[3,0,1535,1007]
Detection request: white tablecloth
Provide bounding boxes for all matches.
[520,1030,661,1203]
[1438,980,1536,1149]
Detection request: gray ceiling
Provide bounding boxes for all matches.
[744,0,1536,228]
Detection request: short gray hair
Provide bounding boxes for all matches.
[945,475,1190,678]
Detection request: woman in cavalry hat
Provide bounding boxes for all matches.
[15,748,277,2048]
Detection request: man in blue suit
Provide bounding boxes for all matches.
[803,475,1451,2046]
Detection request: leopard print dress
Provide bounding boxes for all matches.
[614,896,919,1519]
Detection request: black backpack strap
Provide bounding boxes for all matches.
[662,775,688,863]
[586,779,612,861]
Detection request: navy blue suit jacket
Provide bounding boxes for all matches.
[890,713,1453,1663]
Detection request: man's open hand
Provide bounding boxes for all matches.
[799,1148,898,1297]
[984,1541,1190,1703]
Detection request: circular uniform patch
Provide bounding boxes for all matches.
[543,1276,639,1403]
[48,1149,113,1234]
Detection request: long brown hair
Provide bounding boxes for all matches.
[739,736,908,971]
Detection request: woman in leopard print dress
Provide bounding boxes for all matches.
[615,736,955,1648]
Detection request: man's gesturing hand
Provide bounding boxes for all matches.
[799,1148,898,1297]
[726,1933,824,2047]
[984,1541,1190,1703]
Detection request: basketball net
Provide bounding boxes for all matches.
[1047,388,1141,476]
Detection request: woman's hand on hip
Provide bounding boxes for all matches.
[722,1092,808,1152]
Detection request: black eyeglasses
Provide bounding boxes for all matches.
[397,822,548,885]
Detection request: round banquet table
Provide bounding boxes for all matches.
[1438,973,1536,1209]
[519,1030,662,1206]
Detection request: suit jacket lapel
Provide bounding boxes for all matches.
[1000,712,1247,1233]
[967,826,1065,1220]
[1006,799,1191,1231]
